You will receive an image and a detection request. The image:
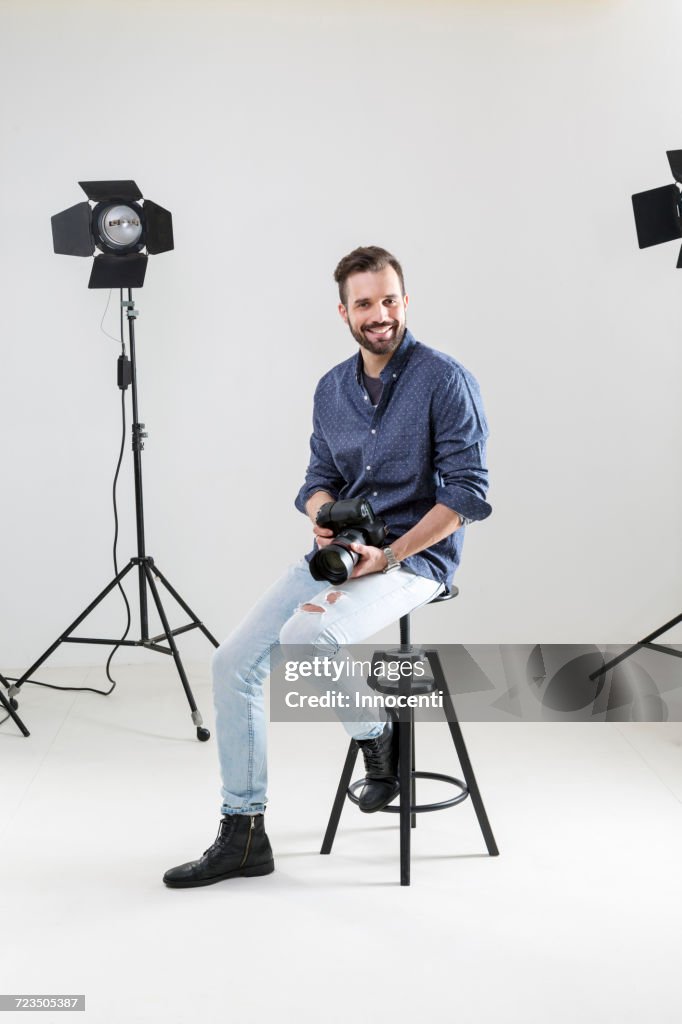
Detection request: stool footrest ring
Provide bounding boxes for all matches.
[347,770,468,813]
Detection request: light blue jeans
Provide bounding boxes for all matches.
[211,558,443,815]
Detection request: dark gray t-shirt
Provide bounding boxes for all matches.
[362,370,384,407]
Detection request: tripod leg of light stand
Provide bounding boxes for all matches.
[589,609,682,681]
[9,561,137,699]
[148,563,220,648]
[0,674,30,736]
[143,563,210,742]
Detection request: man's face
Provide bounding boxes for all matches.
[339,266,409,359]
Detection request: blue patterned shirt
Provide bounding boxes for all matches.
[294,329,491,587]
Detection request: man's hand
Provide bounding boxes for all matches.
[349,542,388,578]
[306,491,337,549]
[313,524,335,549]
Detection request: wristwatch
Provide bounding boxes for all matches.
[382,545,401,573]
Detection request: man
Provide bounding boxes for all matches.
[163,246,491,888]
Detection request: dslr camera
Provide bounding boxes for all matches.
[309,498,388,584]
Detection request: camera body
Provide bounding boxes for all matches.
[309,498,388,584]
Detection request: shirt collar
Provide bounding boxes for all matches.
[354,328,417,384]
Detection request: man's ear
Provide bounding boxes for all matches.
[404,294,409,309]
[338,302,349,323]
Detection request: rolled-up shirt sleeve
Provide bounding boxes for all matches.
[432,369,492,522]
[294,384,346,514]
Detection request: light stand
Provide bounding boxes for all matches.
[9,289,217,739]
[9,178,219,739]
[591,149,682,684]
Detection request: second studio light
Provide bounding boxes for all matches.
[631,150,682,264]
[50,179,173,288]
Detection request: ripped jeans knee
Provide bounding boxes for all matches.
[298,589,345,614]
[278,589,347,651]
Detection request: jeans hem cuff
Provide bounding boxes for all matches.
[221,806,267,816]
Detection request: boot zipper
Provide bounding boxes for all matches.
[239,815,256,868]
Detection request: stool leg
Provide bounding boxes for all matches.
[320,739,359,855]
[410,718,417,829]
[427,651,500,857]
[399,613,418,831]
[398,707,413,885]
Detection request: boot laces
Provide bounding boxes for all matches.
[360,733,390,776]
[203,817,237,856]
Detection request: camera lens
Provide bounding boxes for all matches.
[310,543,358,584]
[320,549,350,577]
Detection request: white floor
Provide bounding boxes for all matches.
[1,661,682,1024]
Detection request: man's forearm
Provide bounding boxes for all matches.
[304,491,336,523]
[390,504,462,563]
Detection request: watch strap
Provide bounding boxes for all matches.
[382,545,401,573]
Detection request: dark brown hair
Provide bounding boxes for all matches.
[333,246,405,306]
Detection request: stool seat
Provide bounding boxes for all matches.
[429,585,458,604]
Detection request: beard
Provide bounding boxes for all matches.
[347,317,407,357]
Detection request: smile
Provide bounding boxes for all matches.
[365,324,395,339]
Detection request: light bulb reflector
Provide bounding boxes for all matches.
[98,204,142,248]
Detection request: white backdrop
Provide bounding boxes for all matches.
[1,0,682,669]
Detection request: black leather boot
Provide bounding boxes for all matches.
[356,718,400,813]
[163,814,274,888]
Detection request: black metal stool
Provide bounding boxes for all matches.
[320,587,499,885]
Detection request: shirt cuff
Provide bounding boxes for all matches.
[435,486,492,522]
[294,483,340,514]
